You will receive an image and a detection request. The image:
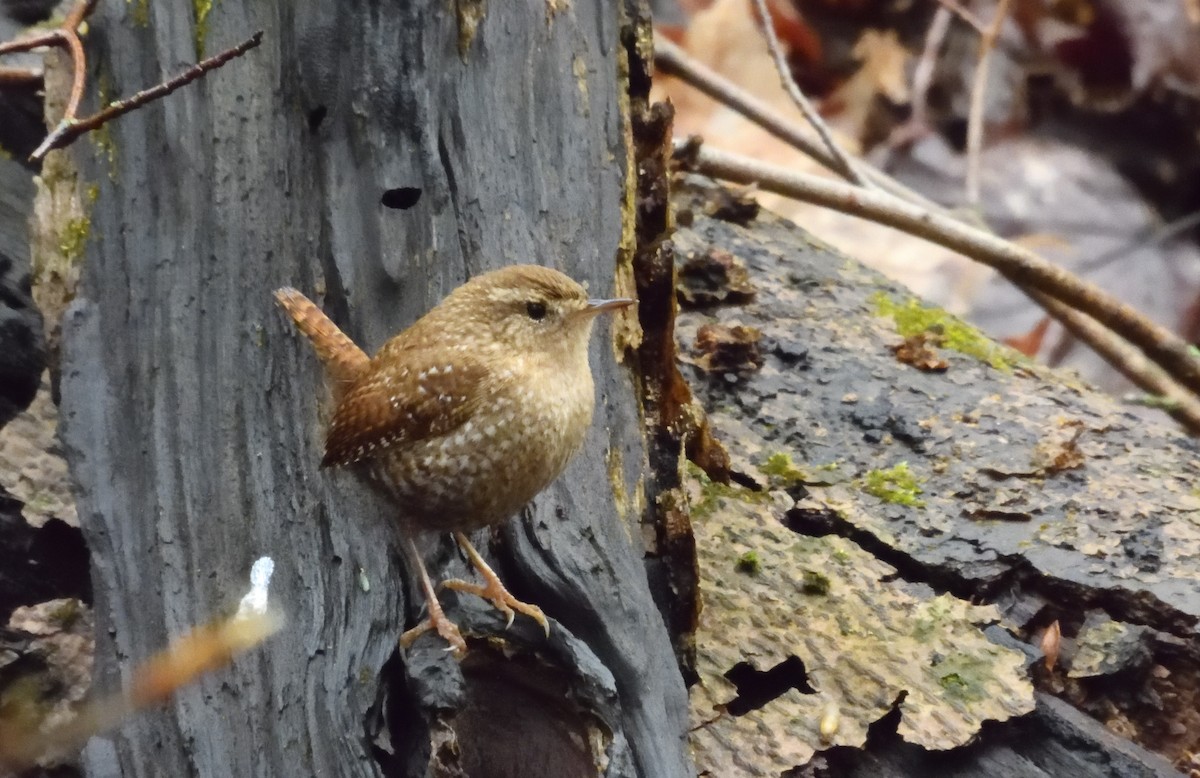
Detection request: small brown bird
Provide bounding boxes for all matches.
[275,265,633,655]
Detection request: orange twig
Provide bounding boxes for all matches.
[0,65,41,87]
[0,607,280,770]
[0,0,97,122]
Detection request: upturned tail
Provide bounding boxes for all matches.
[273,287,370,389]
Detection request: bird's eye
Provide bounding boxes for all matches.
[526,300,548,321]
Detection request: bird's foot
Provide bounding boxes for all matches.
[441,576,550,636]
[399,609,467,658]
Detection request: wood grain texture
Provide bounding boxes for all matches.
[58,2,690,776]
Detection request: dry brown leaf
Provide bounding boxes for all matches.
[677,247,757,308]
[825,29,910,135]
[1032,420,1087,474]
[891,332,950,372]
[693,323,765,374]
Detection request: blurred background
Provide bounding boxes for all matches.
[651,0,1200,395]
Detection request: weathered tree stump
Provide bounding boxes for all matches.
[59,3,689,776]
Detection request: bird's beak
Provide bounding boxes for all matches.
[583,298,635,316]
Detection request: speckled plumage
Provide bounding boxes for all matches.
[319,265,609,532]
[275,265,632,652]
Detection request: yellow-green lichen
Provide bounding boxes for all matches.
[58,217,91,262]
[193,0,215,57]
[455,0,487,58]
[572,53,589,116]
[91,74,118,179]
[931,652,999,703]
[127,0,150,27]
[48,598,83,629]
[871,291,1016,371]
[688,462,769,519]
[861,462,925,508]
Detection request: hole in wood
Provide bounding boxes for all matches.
[381,188,422,210]
[724,655,816,715]
[307,105,327,132]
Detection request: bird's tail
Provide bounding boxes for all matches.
[273,287,370,388]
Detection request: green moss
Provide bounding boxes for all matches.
[761,452,807,484]
[58,217,91,262]
[801,570,831,595]
[86,183,100,204]
[861,462,925,508]
[194,0,215,57]
[688,462,769,519]
[735,550,761,575]
[760,453,845,488]
[871,291,1016,371]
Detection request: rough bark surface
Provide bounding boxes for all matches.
[58,3,689,777]
[672,178,1198,775]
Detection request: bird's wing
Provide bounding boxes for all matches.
[321,350,488,468]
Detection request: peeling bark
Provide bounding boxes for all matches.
[673,176,1200,775]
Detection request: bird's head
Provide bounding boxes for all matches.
[443,265,634,360]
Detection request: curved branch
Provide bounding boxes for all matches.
[678,142,1200,403]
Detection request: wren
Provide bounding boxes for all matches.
[275,265,633,655]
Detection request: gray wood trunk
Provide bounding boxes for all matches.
[58,2,691,776]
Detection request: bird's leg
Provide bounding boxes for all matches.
[399,535,467,657]
[441,532,550,636]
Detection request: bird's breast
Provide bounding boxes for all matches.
[368,360,596,533]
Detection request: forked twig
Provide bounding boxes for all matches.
[1029,290,1200,434]
[653,35,941,212]
[747,0,868,186]
[0,0,98,130]
[675,141,1200,403]
[0,0,262,162]
[30,31,264,160]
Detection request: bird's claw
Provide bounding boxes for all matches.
[399,610,467,658]
[441,577,549,636]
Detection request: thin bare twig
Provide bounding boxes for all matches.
[0,0,97,120]
[747,0,868,186]
[910,7,953,130]
[30,31,265,160]
[965,0,1013,206]
[653,35,941,212]
[936,0,987,33]
[0,65,41,87]
[676,141,1200,401]
[1029,290,1200,435]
